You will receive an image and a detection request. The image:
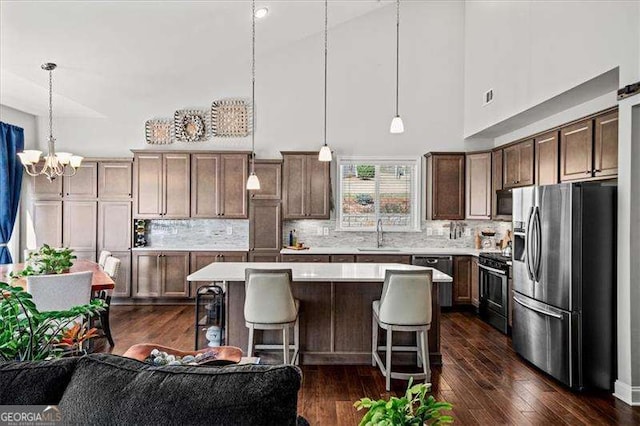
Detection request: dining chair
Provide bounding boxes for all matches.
[94,256,120,347]
[27,271,93,313]
[98,250,112,269]
[372,269,433,391]
[244,269,300,365]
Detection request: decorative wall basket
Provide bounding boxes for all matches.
[211,99,251,137]
[145,119,174,145]
[174,109,208,142]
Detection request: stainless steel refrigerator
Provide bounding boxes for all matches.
[511,182,616,391]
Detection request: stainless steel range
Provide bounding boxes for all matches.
[478,252,510,334]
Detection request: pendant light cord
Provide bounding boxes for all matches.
[48,69,54,140]
[395,0,400,117]
[323,0,328,147]
[251,0,256,173]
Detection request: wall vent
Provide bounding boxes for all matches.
[483,89,494,106]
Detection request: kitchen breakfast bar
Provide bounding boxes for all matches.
[187,262,453,365]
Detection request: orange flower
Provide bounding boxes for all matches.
[57,323,100,348]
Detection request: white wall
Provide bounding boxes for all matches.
[33,1,467,159]
[464,0,640,138]
[0,104,37,149]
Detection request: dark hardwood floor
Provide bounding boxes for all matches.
[103,306,640,425]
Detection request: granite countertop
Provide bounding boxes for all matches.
[280,247,501,257]
[187,262,453,283]
[131,247,249,252]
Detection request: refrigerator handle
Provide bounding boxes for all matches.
[534,206,542,282]
[513,296,563,319]
[525,207,535,281]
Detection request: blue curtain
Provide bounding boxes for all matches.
[0,121,24,264]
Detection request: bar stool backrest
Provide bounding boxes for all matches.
[379,269,433,326]
[244,269,297,324]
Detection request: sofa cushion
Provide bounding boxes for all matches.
[59,353,302,426]
[0,357,79,405]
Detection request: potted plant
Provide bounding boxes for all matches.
[354,378,453,425]
[12,245,77,278]
[0,281,105,361]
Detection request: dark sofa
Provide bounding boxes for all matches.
[0,353,308,425]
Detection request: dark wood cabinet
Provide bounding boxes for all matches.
[133,153,190,218]
[132,251,190,298]
[453,256,472,305]
[281,254,330,263]
[282,152,330,219]
[535,131,559,186]
[594,110,618,178]
[491,149,503,220]
[425,153,465,220]
[189,251,247,296]
[330,255,355,263]
[560,119,593,182]
[249,252,281,262]
[191,153,248,218]
[465,151,491,220]
[355,254,411,264]
[250,200,281,252]
[503,140,534,188]
[251,160,282,200]
[471,256,479,308]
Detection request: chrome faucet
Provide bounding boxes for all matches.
[376,219,384,248]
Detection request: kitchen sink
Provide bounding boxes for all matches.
[357,248,401,252]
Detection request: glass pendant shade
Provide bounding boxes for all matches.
[55,152,73,165]
[17,150,42,165]
[389,115,405,134]
[318,145,332,162]
[246,172,261,190]
[70,156,83,168]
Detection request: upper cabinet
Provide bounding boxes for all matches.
[465,152,491,220]
[282,152,330,219]
[535,131,559,186]
[190,153,249,218]
[133,152,190,218]
[63,162,98,199]
[98,161,132,199]
[593,110,618,179]
[425,153,465,220]
[251,160,282,200]
[503,140,534,188]
[560,119,593,182]
[491,149,503,219]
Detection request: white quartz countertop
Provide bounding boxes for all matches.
[187,262,453,283]
[132,247,249,252]
[280,247,500,257]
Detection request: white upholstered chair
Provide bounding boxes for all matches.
[98,250,112,269]
[372,269,433,391]
[95,256,120,347]
[27,271,93,313]
[244,269,300,365]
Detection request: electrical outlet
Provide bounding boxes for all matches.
[323,227,329,236]
[317,227,323,236]
[465,228,471,237]
[226,226,233,235]
[427,227,433,236]
[437,228,444,236]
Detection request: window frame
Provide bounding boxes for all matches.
[336,156,421,232]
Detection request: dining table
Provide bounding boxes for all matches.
[0,259,115,292]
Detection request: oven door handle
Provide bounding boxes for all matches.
[513,296,562,319]
[479,264,507,275]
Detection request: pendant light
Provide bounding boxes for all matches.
[318,0,332,162]
[246,0,261,191]
[389,0,404,134]
[18,63,83,181]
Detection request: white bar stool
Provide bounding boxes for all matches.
[244,269,300,365]
[372,269,433,391]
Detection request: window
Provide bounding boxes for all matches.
[337,157,420,231]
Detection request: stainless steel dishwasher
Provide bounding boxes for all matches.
[411,255,453,307]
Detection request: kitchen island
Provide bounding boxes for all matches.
[187,262,453,365]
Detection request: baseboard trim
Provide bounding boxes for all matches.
[613,380,640,406]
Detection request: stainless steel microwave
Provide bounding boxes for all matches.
[495,189,513,217]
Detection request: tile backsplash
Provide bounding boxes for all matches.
[145,219,249,250]
[283,219,512,249]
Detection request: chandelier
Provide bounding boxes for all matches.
[17,63,83,181]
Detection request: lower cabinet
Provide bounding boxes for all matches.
[471,257,480,308]
[330,255,355,263]
[355,254,411,264]
[132,251,190,298]
[110,251,132,298]
[249,251,281,262]
[190,251,248,296]
[281,254,330,263]
[453,256,472,305]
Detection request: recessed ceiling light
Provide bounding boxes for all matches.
[255,7,268,19]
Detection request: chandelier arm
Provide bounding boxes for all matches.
[61,165,78,177]
[23,164,43,177]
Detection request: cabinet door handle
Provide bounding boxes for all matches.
[594,169,601,173]
[586,170,592,175]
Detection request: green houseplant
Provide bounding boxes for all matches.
[12,245,77,278]
[354,379,453,425]
[0,281,105,361]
